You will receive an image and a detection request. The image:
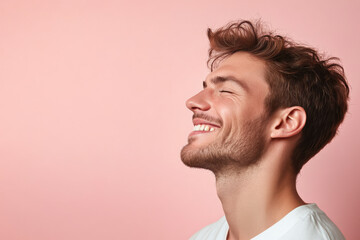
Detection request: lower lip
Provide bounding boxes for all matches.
[188,130,215,138]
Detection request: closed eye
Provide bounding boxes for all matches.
[219,90,233,93]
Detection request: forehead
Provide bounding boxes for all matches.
[207,52,269,94]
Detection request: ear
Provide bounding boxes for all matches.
[270,107,306,139]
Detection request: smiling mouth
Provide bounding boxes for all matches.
[190,117,221,137]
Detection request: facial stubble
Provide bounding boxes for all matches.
[180,114,268,175]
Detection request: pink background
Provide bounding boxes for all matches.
[1,0,359,239]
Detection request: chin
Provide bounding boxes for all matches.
[181,144,208,168]
[180,143,227,173]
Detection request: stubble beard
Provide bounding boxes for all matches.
[180,115,268,176]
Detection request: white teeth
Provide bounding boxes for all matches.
[193,124,216,132]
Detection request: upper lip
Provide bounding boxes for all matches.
[192,118,221,128]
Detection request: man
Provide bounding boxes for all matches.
[181,20,349,240]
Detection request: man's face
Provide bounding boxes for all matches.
[181,52,271,174]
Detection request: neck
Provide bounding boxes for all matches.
[215,153,305,240]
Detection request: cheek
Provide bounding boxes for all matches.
[216,104,243,137]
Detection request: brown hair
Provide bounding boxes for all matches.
[207,20,349,174]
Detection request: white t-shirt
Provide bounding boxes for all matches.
[189,203,345,240]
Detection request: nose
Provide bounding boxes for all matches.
[186,90,211,112]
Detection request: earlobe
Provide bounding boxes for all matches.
[270,107,306,139]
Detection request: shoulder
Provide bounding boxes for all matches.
[253,203,345,240]
[277,204,346,240]
[189,216,229,240]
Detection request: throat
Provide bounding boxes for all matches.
[215,167,304,240]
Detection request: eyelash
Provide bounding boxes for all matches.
[219,90,233,94]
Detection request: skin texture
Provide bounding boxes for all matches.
[181,52,307,240]
[181,52,270,176]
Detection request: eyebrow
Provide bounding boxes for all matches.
[203,75,249,92]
